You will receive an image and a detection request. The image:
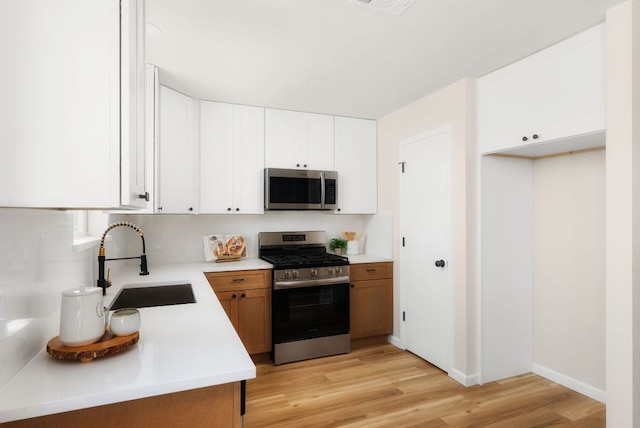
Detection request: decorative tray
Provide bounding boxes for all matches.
[46,329,139,363]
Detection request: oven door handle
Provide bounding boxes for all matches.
[320,171,326,209]
[274,276,349,289]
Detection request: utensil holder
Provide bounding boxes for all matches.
[347,240,360,255]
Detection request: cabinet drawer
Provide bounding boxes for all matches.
[350,262,392,281]
[205,270,271,292]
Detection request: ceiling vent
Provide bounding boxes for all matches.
[348,0,417,16]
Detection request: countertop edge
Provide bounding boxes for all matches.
[0,261,269,424]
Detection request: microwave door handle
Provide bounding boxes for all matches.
[320,171,326,208]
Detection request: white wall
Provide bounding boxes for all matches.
[532,150,605,394]
[0,209,94,390]
[605,0,640,424]
[377,78,478,379]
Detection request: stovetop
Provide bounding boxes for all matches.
[261,253,349,270]
[258,231,350,270]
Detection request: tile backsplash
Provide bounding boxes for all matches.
[109,211,371,263]
[0,209,94,390]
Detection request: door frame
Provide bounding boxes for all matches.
[398,126,453,374]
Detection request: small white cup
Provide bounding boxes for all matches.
[346,240,360,255]
[109,308,141,336]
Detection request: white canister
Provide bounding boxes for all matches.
[59,285,105,347]
[346,240,360,255]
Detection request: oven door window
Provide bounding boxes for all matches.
[268,176,322,205]
[273,283,350,343]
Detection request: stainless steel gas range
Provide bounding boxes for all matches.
[259,231,350,365]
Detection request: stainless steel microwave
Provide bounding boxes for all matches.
[264,168,337,210]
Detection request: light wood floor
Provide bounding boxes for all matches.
[245,342,605,427]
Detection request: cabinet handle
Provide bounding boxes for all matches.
[337,208,341,212]
[232,278,245,283]
[522,136,528,142]
[532,134,539,140]
[296,163,300,167]
[232,294,237,299]
[303,164,307,168]
[235,208,240,212]
[138,192,149,201]
[188,207,193,212]
[241,293,246,298]
[157,206,163,211]
[350,284,354,288]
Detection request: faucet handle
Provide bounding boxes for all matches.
[140,254,149,276]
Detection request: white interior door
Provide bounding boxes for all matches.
[400,128,451,373]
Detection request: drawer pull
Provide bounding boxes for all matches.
[366,269,377,272]
[232,278,245,283]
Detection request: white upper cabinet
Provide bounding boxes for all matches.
[0,0,147,209]
[478,23,605,155]
[157,86,199,214]
[334,117,377,214]
[200,102,265,214]
[265,109,334,170]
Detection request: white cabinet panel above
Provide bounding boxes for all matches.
[478,23,605,156]
[0,0,146,209]
[265,109,334,170]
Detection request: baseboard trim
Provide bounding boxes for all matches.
[449,368,479,387]
[532,363,606,403]
[387,334,402,348]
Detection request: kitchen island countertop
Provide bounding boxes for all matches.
[0,259,273,424]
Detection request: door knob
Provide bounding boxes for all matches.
[435,260,445,268]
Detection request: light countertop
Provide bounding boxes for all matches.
[345,254,393,264]
[0,259,272,424]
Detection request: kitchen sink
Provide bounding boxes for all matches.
[109,282,196,310]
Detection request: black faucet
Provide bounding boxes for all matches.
[97,222,149,296]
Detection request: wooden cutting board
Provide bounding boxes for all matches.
[47,330,139,363]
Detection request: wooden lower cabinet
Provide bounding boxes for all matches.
[3,383,241,428]
[349,262,393,339]
[205,269,272,354]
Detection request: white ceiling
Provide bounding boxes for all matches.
[146,0,624,119]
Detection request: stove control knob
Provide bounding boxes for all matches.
[284,271,291,280]
[293,270,299,279]
[311,269,318,278]
[328,267,335,276]
[336,267,342,276]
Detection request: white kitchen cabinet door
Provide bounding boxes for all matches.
[157,86,199,214]
[477,58,537,154]
[265,109,302,169]
[232,105,265,214]
[537,24,605,143]
[132,64,160,214]
[200,102,264,214]
[120,0,147,208]
[0,0,147,209]
[265,109,334,170]
[334,117,377,214]
[304,112,335,170]
[477,23,605,155]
